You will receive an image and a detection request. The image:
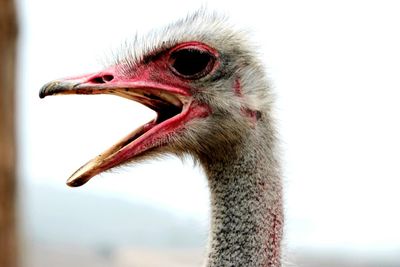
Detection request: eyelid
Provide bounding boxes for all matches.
[168,42,219,56]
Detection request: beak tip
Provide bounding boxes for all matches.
[39,81,71,99]
[39,81,58,99]
[39,90,47,99]
[66,179,85,187]
[66,173,92,187]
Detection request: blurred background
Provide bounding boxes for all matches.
[1,0,399,266]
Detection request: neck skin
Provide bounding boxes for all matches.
[202,123,283,267]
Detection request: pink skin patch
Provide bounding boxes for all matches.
[234,78,243,97]
[233,77,261,124]
[267,206,283,267]
[242,108,262,125]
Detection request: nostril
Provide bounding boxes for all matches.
[102,74,114,82]
[90,74,114,84]
[91,77,104,83]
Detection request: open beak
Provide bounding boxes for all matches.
[40,68,209,187]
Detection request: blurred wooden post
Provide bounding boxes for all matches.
[0,0,18,266]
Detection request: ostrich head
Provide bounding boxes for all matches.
[39,11,273,187]
[40,11,283,266]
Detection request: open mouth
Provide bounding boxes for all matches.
[40,76,209,187]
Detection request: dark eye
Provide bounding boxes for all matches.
[169,48,215,79]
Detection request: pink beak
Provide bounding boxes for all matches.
[40,67,209,187]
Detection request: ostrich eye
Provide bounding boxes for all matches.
[169,48,215,79]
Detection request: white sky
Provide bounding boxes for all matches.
[18,0,400,255]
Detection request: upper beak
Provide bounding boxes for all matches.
[40,68,186,109]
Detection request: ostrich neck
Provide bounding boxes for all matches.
[203,126,283,267]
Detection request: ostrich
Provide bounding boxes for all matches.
[40,11,284,267]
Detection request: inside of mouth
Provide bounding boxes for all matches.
[155,103,182,123]
[105,89,184,154]
[66,90,184,186]
[116,89,183,123]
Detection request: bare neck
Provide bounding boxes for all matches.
[202,123,283,267]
